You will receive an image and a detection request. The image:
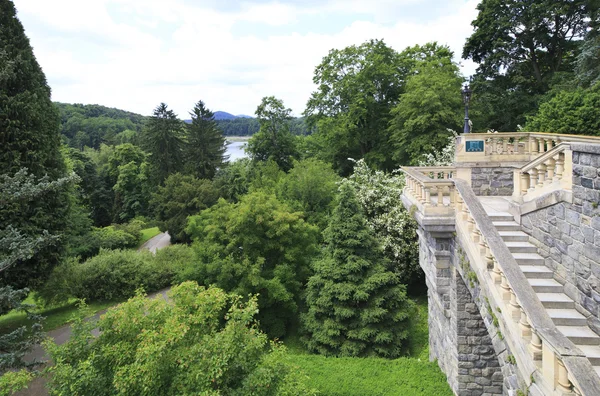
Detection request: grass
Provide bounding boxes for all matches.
[138,226,161,247]
[282,297,452,396]
[0,298,119,335]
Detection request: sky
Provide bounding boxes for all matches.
[14,0,480,117]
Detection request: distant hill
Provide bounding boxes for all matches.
[213,111,236,120]
[236,114,254,119]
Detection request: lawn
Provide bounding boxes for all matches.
[283,296,452,396]
[139,226,161,247]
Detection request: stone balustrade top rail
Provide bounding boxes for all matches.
[520,142,570,173]
[463,132,600,144]
[455,179,600,395]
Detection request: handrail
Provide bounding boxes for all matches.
[520,142,569,173]
[464,132,600,144]
[454,179,600,395]
[401,167,456,216]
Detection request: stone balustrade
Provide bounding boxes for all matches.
[512,143,573,202]
[456,132,600,164]
[402,166,456,217]
[454,179,600,396]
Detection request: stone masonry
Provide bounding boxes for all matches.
[471,167,514,196]
[521,144,600,331]
[419,225,506,395]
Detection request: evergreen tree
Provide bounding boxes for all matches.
[184,100,227,179]
[302,183,414,358]
[0,0,69,289]
[142,103,184,183]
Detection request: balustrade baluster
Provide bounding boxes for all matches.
[478,235,487,257]
[424,187,431,206]
[520,173,530,195]
[545,138,552,153]
[492,258,502,284]
[530,136,537,154]
[500,273,511,301]
[472,225,481,244]
[556,359,572,394]
[437,186,443,206]
[502,137,508,154]
[555,153,564,182]
[485,245,494,271]
[509,289,521,322]
[536,164,546,187]
[538,138,544,153]
[529,169,538,192]
[513,138,520,154]
[529,330,543,361]
[545,158,555,185]
[519,308,531,338]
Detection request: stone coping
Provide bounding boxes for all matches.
[454,179,600,395]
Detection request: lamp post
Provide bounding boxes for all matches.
[462,84,472,134]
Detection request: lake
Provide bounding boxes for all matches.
[225,141,248,162]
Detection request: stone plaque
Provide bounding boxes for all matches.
[466,140,484,152]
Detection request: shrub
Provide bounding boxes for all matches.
[44,282,317,395]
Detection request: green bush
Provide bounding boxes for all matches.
[44,282,317,395]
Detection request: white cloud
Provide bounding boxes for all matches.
[14,0,480,117]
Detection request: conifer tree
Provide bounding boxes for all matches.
[0,0,69,289]
[184,100,227,179]
[302,182,414,358]
[142,103,184,183]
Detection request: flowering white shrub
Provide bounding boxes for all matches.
[417,129,457,167]
[343,159,421,285]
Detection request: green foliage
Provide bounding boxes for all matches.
[40,249,171,304]
[142,102,185,183]
[213,158,253,202]
[276,158,340,230]
[525,87,600,135]
[389,46,463,165]
[247,96,299,171]
[576,31,600,88]
[344,160,421,286]
[186,193,319,338]
[287,354,452,396]
[0,0,71,290]
[56,102,146,149]
[44,282,316,395]
[302,183,415,358]
[0,369,34,396]
[305,39,404,174]
[150,173,219,243]
[184,100,227,179]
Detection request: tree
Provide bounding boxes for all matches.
[302,183,414,358]
[0,0,70,290]
[246,96,298,171]
[276,158,340,230]
[388,48,463,165]
[525,87,600,135]
[344,160,421,287]
[186,192,319,338]
[45,282,317,395]
[463,0,596,89]
[0,169,76,393]
[304,39,405,174]
[576,30,600,88]
[150,173,219,243]
[184,100,227,179]
[142,103,184,183]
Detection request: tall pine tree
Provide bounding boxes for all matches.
[184,100,227,179]
[142,103,184,183]
[0,0,70,289]
[302,182,414,358]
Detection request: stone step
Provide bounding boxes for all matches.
[594,366,600,378]
[512,252,545,266]
[556,326,600,345]
[505,241,538,254]
[537,293,575,309]
[520,265,554,279]
[488,212,515,222]
[546,309,588,326]
[575,345,600,366]
[492,221,521,231]
[499,231,530,242]
[528,278,563,293]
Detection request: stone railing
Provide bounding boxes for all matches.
[456,132,600,164]
[455,179,600,396]
[512,143,573,202]
[401,166,456,217]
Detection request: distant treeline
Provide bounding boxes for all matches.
[56,102,312,149]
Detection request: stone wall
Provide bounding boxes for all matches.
[521,144,600,325]
[471,167,514,196]
[419,225,505,395]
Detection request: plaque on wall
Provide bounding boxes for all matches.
[465,140,484,153]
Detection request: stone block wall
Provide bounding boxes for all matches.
[521,144,600,324]
[471,167,514,196]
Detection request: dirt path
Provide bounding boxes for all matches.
[16,234,172,395]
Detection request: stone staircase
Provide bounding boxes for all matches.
[488,211,600,376]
